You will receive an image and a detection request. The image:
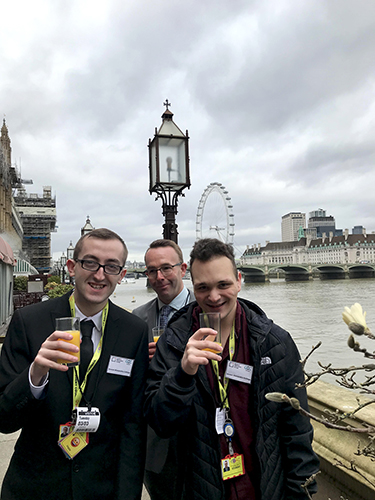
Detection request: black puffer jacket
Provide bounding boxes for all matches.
[144,298,319,500]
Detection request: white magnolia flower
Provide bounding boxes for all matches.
[265,393,301,411]
[265,392,287,403]
[342,303,370,335]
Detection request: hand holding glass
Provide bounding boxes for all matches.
[199,312,221,353]
[152,327,164,343]
[56,317,80,366]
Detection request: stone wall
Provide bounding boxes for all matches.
[307,381,375,500]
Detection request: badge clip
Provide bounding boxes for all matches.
[72,406,101,433]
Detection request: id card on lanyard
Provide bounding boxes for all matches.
[68,294,108,408]
[58,294,108,459]
[211,322,245,481]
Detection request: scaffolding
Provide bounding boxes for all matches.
[13,186,56,272]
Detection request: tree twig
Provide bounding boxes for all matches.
[334,460,375,488]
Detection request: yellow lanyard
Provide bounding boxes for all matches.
[69,294,108,408]
[211,322,236,410]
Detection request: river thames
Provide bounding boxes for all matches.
[111,277,375,383]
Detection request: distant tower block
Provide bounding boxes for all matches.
[281,212,306,242]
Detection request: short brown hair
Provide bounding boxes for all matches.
[73,228,128,264]
[144,239,183,265]
[190,238,237,279]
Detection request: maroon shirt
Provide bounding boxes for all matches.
[194,303,259,499]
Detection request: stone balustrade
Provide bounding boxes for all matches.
[307,380,375,500]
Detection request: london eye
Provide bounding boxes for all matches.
[196,182,235,244]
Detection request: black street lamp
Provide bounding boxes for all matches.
[60,253,67,283]
[148,100,190,243]
[66,241,75,284]
[67,241,74,261]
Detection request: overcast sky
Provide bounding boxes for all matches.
[2,0,375,263]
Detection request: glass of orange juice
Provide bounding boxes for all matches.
[152,327,164,343]
[199,312,221,353]
[56,317,80,366]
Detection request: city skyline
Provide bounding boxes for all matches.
[2,1,375,262]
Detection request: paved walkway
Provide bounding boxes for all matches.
[0,430,149,498]
[0,431,19,486]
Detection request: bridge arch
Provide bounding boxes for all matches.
[347,263,375,279]
[315,264,346,280]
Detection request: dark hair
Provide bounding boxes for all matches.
[145,239,183,264]
[190,238,237,278]
[73,228,128,264]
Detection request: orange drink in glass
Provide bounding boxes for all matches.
[56,317,80,367]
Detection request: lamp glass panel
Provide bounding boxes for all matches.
[150,141,157,189]
[159,137,186,185]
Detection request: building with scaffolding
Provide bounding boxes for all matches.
[13,186,56,273]
[0,118,57,273]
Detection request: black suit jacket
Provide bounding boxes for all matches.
[0,293,149,500]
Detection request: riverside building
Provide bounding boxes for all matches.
[241,229,375,267]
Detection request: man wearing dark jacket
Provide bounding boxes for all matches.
[144,238,319,500]
[0,228,148,500]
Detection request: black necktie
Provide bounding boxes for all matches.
[80,320,94,382]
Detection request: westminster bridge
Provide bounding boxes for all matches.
[126,263,375,283]
[238,262,375,282]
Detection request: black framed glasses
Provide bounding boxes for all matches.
[145,262,182,279]
[76,259,123,275]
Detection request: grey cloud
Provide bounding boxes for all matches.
[2,0,375,261]
[288,141,375,185]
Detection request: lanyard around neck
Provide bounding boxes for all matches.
[211,322,236,410]
[69,294,108,407]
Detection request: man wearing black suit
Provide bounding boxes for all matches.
[0,228,148,500]
[133,239,194,500]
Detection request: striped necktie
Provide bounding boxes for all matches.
[159,305,173,329]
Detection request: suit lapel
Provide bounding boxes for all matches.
[90,301,120,387]
[49,297,71,328]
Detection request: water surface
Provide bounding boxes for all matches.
[112,277,375,382]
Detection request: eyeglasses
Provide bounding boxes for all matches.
[76,259,123,275]
[145,262,182,279]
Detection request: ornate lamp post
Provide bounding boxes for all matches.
[60,253,67,283]
[148,100,190,243]
[67,241,74,261]
[81,216,94,236]
[66,241,75,284]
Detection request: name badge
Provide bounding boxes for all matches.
[221,453,245,481]
[73,407,101,433]
[107,356,134,376]
[215,408,225,434]
[225,361,253,384]
[58,431,89,460]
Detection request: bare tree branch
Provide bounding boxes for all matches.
[334,460,375,488]
[301,472,321,499]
